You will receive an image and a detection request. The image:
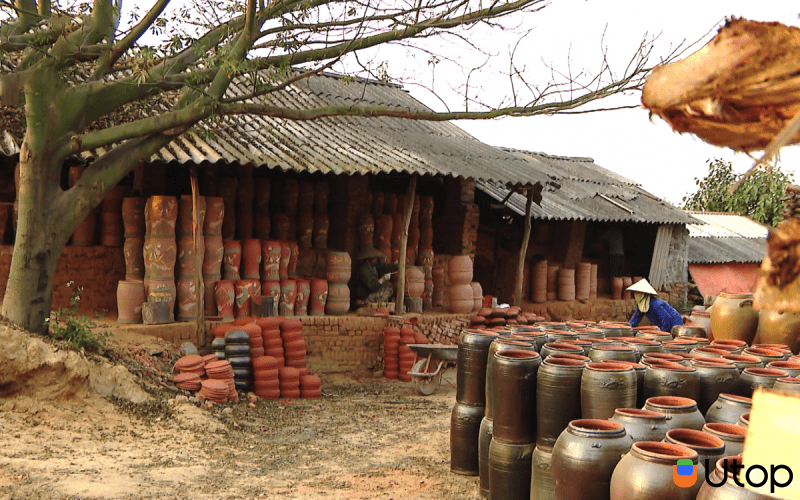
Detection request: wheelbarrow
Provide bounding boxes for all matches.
[406,344,458,395]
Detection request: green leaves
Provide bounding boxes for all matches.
[681,158,793,226]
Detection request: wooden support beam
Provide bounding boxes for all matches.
[395,175,417,315]
[191,165,206,347]
[514,189,534,306]
[563,220,588,270]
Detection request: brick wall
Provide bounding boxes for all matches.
[522,298,637,323]
[0,245,125,316]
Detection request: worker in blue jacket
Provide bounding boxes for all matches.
[627,279,684,332]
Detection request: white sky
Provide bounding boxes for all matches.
[422,1,800,204]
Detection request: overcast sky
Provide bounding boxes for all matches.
[433,1,800,204]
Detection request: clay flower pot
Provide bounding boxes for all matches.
[309,278,328,316]
[123,236,145,280]
[223,240,242,280]
[122,197,146,237]
[214,280,235,320]
[203,196,225,237]
[242,238,262,279]
[117,280,145,324]
[261,240,281,280]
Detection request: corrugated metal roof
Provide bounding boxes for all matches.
[686,212,768,264]
[0,67,559,188]
[475,152,697,224]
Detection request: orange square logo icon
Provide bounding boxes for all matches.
[673,459,697,488]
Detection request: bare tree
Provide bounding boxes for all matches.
[0,0,672,333]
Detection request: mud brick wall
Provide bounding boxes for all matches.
[522,298,637,323]
[0,245,125,316]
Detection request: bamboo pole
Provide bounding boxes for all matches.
[514,188,534,307]
[191,166,206,346]
[394,175,417,315]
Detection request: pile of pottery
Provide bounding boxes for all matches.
[449,321,800,500]
[173,355,237,403]
[207,316,321,399]
[469,307,542,328]
[382,325,431,381]
[383,327,401,379]
[448,255,482,314]
[555,261,598,301]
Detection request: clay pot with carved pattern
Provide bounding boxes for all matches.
[223,240,242,280]
[309,278,328,316]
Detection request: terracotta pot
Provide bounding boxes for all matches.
[767,360,800,377]
[314,181,329,215]
[176,277,200,321]
[450,401,484,475]
[234,279,253,318]
[702,422,746,456]
[145,196,178,237]
[288,241,299,277]
[123,236,145,280]
[405,266,425,298]
[664,428,725,479]
[298,213,314,249]
[254,178,271,215]
[272,213,290,241]
[214,280,235,319]
[279,241,291,279]
[487,439,534,500]
[611,277,624,300]
[552,419,630,500]
[261,279,281,308]
[449,284,474,314]
[737,367,787,397]
[710,293,759,344]
[203,235,224,277]
[72,210,97,246]
[222,240,241,280]
[203,196,225,237]
[203,276,219,315]
[358,214,375,248]
[242,238,262,279]
[313,214,329,249]
[254,213,271,240]
[299,181,314,214]
[325,251,351,284]
[325,282,350,315]
[143,278,176,322]
[470,282,483,312]
[643,361,700,402]
[643,395,705,430]
[117,280,145,324]
[449,255,473,285]
[558,268,576,301]
[100,212,125,246]
[491,349,541,444]
[375,214,393,248]
[279,279,297,316]
[610,441,701,500]
[581,362,637,419]
[536,358,586,449]
[122,197,146,237]
[177,195,206,237]
[143,236,177,280]
[609,408,669,443]
[384,193,398,214]
[309,278,328,316]
[294,278,310,316]
[261,240,281,280]
[176,235,204,278]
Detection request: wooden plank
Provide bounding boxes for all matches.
[649,225,672,288]
[191,165,206,347]
[514,189,534,306]
[394,175,417,315]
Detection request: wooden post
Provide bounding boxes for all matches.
[514,188,534,306]
[395,175,417,315]
[191,166,206,346]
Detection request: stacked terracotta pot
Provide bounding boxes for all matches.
[204,359,237,402]
[261,240,282,316]
[546,263,560,301]
[122,197,146,281]
[278,366,301,398]
[176,195,206,322]
[531,260,548,304]
[199,378,230,404]
[281,318,308,375]
[174,354,206,377]
[557,268,576,301]
[203,197,225,316]
[383,327,401,379]
[449,255,474,314]
[325,251,351,315]
[309,278,328,316]
[375,213,393,263]
[143,196,178,322]
[398,327,417,382]
[100,185,126,247]
[405,266,425,313]
[242,322,264,358]
[300,375,322,398]
[252,355,280,400]
[259,316,285,366]
[68,167,97,246]
[432,266,446,307]
[575,262,591,301]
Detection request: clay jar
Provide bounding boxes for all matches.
[536,357,586,450]
[299,181,314,214]
[705,393,752,425]
[609,408,669,443]
[203,235,224,277]
[279,279,297,316]
[241,238,262,279]
[313,182,329,215]
[309,278,328,316]
[288,241,299,277]
[298,214,314,249]
[450,401,484,475]
[261,280,281,310]
[283,179,299,214]
[456,329,500,406]
[124,237,145,280]
[643,396,706,430]
[449,284,474,314]
[117,280,145,324]
[294,278,310,316]
[176,277,200,321]
[490,349,541,444]
[691,360,740,415]
[203,196,225,237]
[643,360,700,402]
[214,280,235,320]
[279,241,291,279]
[449,255,473,285]
[272,213,291,241]
[487,439,534,500]
[261,240,281,280]
[702,422,746,456]
[222,240,242,280]
[122,197,146,237]
[737,367,787,397]
[580,362,637,419]
[358,214,375,248]
[325,282,350,315]
[552,419,631,500]
[143,236,177,280]
[664,428,725,479]
[610,441,701,500]
[145,196,178,237]
[313,215,329,249]
[757,309,800,354]
[325,251,351,284]
[405,266,425,298]
[710,293,759,344]
[177,195,207,237]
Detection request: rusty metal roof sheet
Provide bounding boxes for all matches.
[0,69,555,188]
[686,212,768,263]
[475,152,697,224]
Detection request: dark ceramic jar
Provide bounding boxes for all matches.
[540,342,584,360]
[696,455,777,500]
[643,360,700,401]
[552,419,631,500]
[702,422,746,456]
[691,360,740,415]
[491,349,541,444]
[610,441,701,500]
[720,354,763,372]
[531,446,555,500]
[487,439,534,500]
[580,362,637,419]
[766,360,800,377]
[450,401,484,476]
[737,367,788,397]
[664,428,725,479]
[643,396,706,430]
[456,329,500,406]
[588,345,638,363]
[609,408,669,443]
[773,376,800,393]
[536,357,586,450]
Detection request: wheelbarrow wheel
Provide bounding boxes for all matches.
[411,358,442,395]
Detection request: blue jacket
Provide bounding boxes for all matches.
[629,297,683,332]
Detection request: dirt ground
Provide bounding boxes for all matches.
[0,324,480,500]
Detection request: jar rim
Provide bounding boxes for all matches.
[631,441,698,464]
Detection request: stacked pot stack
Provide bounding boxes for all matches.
[100,185,126,247]
[224,329,252,392]
[405,266,425,313]
[278,366,301,398]
[450,329,499,476]
[281,319,308,375]
[175,195,206,322]
[590,263,598,299]
[575,262,592,301]
[204,359,237,402]
[261,240,282,314]
[252,355,280,399]
[546,263,560,302]
[449,255,474,314]
[143,196,178,322]
[383,327,401,379]
[259,316,285,367]
[325,251,351,315]
[241,322,264,358]
[300,375,322,398]
[203,197,225,316]
[531,260,548,303]
[122,197,146,281]
[557,268,576,301]
[398,327,416,382]
[487,348,542,500]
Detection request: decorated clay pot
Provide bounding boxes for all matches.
[215,280,235,319]
[203,196,225,237]
[283,180,299,214]
[295,278,310,316]
[223,240,242,280]
[176,277,200,321]
[145,196,178,237]
[313,214,329,249]
[177,195,207,237]
[309,278,328,316]
[254,213,271,240]
[288,241,299,277]
[123,236,145,280]
[261,280,282,310]
[143,236,177,280]
[122,197,146,237]
[326,251,352,284]
[280,279,297,316]
[219,177,237,240]
[272,213,291,241]
[279,241,291,279]
[242,238,262,279]
[117,280,145,324]
[710,293,759,344]
[176,235,205,278]
[262,240,281,280]
[359,214,375,248]
[203,235,224,277]
[375,214,393,248]
[326,282,350,315]
[235,279,260,318]
[254,178,271,215]
[203,276,219,316]
[144,278,176,322]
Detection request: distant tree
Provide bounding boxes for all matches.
[681,158,793,226]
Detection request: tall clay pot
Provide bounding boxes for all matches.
[219,177,237,240]
[309,278,328,316]
[757,309,800,354]
[124,236,145,280]
[325,251,351,284]
[710,293,759,344]
[203,196,225,237]
[283,179,299,214]
[215,280,235,320]
[610,441,701,500]
[261,280,281,312]
[177,195,207,237]
[279,241,291,279]
[314,181,329,215]
[642,360,700,402]
[299,181,314,214]
[487,439,534,500]
[325,282,350,315]
[691,360,740,415]
[122,197,146,238]
[551,419,631,500]
[298,214,314,249]
[450,401,484,476]
[288,241,299,277]
[203,235,224,277]
[279,278,297,316]
[358,214,374,249]
[143,236,177,280]
[450,284,474,314]
[117,280,145,324]
[261,240,281,280]
[313,214,329,249]
[242,238,262,279]
[450,255,473,285]
[664,428,725,480]
[294,278,310,316]
[457,329,500,406]
[536,357,585,450]
[176,277,200,322]
[531,446,555,500]
[223,240,242,280]
[643,396,706,430]
[580,362,637,419]
[490,349,541,444]
[608,408,669,443]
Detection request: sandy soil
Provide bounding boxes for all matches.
[0,326,479,500]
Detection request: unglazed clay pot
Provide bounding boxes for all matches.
[325,251,351,284]
[283,179,299,214]
[122,197,146,237]
[288,241,299,277]
[313,214,329,249]
[123,236,145,280]
[261,280,281,310]
[298,214,314,249]
[177,195,206,237]
[222,240,242,280]
[203,196,225,237]
[272,213,290,241]
[710,293,759,344]
[325,282,350,315]
[242,238,262,279]
[294,278,310,316]
[279,279,297,316]
[215,280,235,320]
[279,241,291,279]
[176,277,200,321]
[145,196,178,237]
[203,235,224,277]
[309,278,328,316]
[143,236,177,280]
[261,240,281,280]
[359,214,375,248]
[299,181,314,214]
[117,280,145,324]
[176,235,204,278]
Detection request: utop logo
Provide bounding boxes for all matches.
[672,458,794,493]
[673,458,697,488]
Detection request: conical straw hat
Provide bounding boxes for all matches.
[627,279,657,295]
